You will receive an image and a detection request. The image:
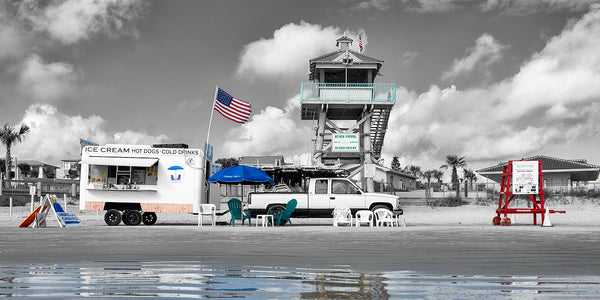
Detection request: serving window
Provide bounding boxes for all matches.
[85,157,158,190]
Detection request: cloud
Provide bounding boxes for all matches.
[13,104,167,164]
[16,55,80,102]
[18,0,146,45]
[401,51,419,67]
[349,0,392,11]
[221,95,313,157]
[0,11,26,62]
[441,33,508,81]
[236,22,366,80]
[383,5,600,167]
[401,0,463,13]
[480,0,600,15]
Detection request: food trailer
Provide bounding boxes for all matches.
[80,144,205,226]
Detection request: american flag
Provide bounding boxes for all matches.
[214,88,252,124]
[359,33,363,52]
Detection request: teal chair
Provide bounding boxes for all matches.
[271,199,297,226]
[228,198,251,226]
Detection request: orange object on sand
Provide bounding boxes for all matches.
[18,206,48,228]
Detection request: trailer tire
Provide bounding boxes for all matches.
[142,212,157,225]
[104,209,122,226]
[123,210,142,226]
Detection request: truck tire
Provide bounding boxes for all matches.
[142,212,157,225]
[104,209,122,226]
[371,205,391,226]
[267,205,286,225]
[123,210,142,226]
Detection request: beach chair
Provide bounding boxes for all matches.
[355,210,373,227]
[228,198,251,226]
[332,206,352,227]
[373,208,396,227]
[271,199,297,226]
[198,204,216,226]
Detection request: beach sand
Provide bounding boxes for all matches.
[1,202,599,276]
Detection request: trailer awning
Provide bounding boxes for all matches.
[82,156,158,167]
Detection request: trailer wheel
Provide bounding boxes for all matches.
[142,212,157,225]
[104,209,122,226]
[123,210,142,226]
[501,217,511,226]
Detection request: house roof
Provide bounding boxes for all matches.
[476,155,600,182]
[376,165,419,179]
[238,156,287,167]
[16,160,59,169]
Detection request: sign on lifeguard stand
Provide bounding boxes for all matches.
[494,160,565,226]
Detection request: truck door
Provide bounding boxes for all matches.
[329,179,365,210]
[308,179,330,217]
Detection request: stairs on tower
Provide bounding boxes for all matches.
[370,107,391,159]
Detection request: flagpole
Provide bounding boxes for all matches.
[199,85,219,227]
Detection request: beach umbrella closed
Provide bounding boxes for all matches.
[208,165,274,184]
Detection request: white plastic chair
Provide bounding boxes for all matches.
[332,206,352,227]
[355,210,373,227]
[198,204,216,226]
[373,208,395,227]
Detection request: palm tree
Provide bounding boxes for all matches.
[0,123,30,179]
[422,170,433,198]
[440,155,467,198]
[431,169,443,191]
[462,169,474,197]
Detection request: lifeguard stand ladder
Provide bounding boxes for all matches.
[493,160,565,226]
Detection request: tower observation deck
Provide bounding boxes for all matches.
[300,36,396,192]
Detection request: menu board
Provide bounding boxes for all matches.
[512,160,539,195]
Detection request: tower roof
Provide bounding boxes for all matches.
[308,49,383,81]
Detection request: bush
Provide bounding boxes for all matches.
[429,195,469,207]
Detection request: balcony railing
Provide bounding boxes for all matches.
[300,83,396,103]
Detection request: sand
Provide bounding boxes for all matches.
[1,202,599,276]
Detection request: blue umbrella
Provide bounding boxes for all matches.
[208,165,274,184]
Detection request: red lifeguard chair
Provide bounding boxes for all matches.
[493,160,565,226]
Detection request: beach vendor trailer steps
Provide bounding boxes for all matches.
[494,160,565,226]
[80,144,206,226]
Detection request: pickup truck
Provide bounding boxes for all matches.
[247,177,402,218]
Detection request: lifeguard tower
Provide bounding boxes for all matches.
[300,36,396,192]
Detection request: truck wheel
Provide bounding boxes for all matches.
[371,205,391,226]
[104,209,122,226]
[267,205,286,225]
[123,210,142,226]
[142,212,157,225]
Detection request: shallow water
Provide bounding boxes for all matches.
[1,261,599,299]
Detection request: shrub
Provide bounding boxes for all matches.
[430,195,469,207]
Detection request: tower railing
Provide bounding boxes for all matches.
[300,83,396,103]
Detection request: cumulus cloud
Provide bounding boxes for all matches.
[17,0,146,45]
[221,95,313,157]
[236,22,366,79]
[17,55,80,102]
[441,33,508,81]
[384,5,600,167]
[0,10,26,62]
[13,104,167,164]
[480,0,600,15]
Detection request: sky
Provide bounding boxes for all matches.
[1,0,600,176]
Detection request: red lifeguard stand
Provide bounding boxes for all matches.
[493,160,565,226]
